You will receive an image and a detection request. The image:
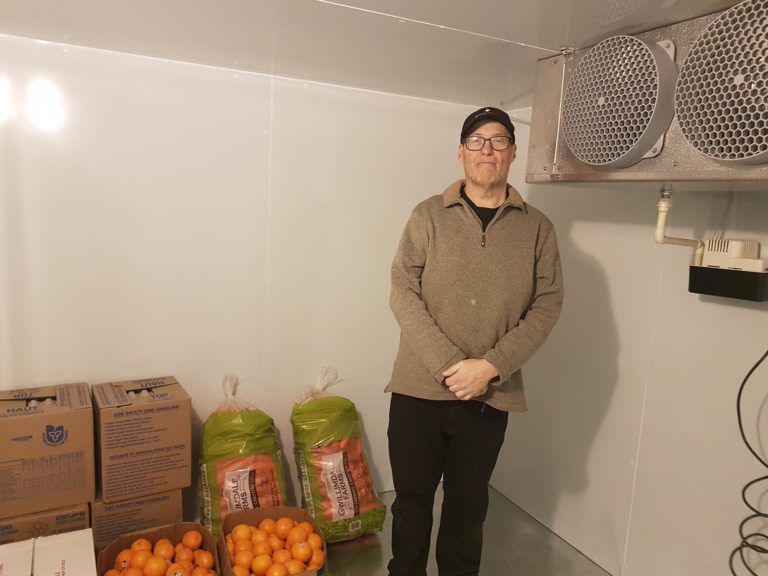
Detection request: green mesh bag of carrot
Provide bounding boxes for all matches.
[290,367,386,543]
[199,374,288,536]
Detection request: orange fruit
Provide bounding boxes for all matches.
[274,517,295,540]
[104,570,122,576]
[286,526,308,548]
[129,549,152,569]
[307,532,324,551]
[190,568,211,576]
[234,549,255,570]
[251,553,273,576]
[266,563,289,576]
[194,550,214,570]
[174,546,194,565]
[115,548,133,570]
[309,548,325,568]
[289,540,312,564]
[251,528,269,545]
[231,524,252,543]
[165,563,190,576]
[231,566,250,576]
[285,559,307,575]
[253,540,273,556]
[267,533,285,552]
[258,517,277,535]
[272,548,293,564]
[132,538,153,553]
[154,539,176,561]
[178,560,194,573]
[182,530,203,551]
[297,521,315,535]
[124,568,144,576]
[143,555,169,576]
[233,539,253,553]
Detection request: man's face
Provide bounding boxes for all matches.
[458,121,517,189]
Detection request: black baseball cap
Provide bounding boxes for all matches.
[460,107,515,143]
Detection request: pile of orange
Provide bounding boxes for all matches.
[224,516,325,576]
[102,529,216,576]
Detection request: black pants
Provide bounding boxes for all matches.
[387,393,509,576]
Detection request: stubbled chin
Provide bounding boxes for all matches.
[468,172,502,187]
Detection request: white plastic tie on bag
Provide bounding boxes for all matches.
[222,372,240,398]
[298,366,344,404]
[216,372,254,412]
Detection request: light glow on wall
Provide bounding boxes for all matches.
[26,78,65,132]
[0,77,12,122]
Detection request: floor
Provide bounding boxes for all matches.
[326,486,611,576]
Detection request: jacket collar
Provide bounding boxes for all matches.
[442,179,527,213]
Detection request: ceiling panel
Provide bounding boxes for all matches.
[0,0,745,107]
[269,0,549,107]
[310,0,572,51]
[0,0,278,71]
[564,0,741,48]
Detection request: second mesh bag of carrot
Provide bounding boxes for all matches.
[290,367,386,543]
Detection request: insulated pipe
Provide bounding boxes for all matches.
[654,184,704,266]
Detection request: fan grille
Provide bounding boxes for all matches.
[563,35,666,167]
[675,0,768,163]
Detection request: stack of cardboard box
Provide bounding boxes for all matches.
[91,376,192,550]
[0,383,95,544]
[0,376,193,553]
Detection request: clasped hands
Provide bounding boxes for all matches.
[442,358,499,400]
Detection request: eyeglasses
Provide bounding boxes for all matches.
[462,136,514,151]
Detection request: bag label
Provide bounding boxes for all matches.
[223,469,260,512]
[319,451,359,522]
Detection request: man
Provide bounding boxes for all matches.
[386,106,564,576]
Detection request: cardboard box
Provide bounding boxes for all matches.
[92,376,191,502]
[0,537,34,575]
[0,383,95,519]
[219,506,325,576]
[0,503,89,545]
[90,490,183,550]
[33,528,97,576]
[96,522,218,575]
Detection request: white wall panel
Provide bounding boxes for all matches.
[493,115,768,576]
[622,191,768,576]
[0,36,273,486]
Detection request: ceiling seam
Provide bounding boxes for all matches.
[313,0,559,54]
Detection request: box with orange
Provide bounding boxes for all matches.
[96,522,219,576]
[218,506,326,576]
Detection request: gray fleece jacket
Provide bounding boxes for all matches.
[386,179,564,412]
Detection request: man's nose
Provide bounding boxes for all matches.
[481,140,494,153]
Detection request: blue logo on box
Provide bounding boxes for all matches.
[42,424,67,446]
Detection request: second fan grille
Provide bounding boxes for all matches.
[675,0,768,164]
